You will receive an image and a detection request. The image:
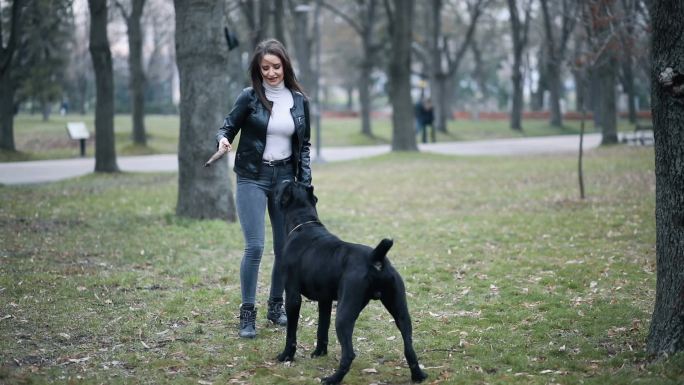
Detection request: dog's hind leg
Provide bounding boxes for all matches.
[321,295,368,385]
[277,291,302,362]
[380,279,428,383]
[312,300,332,357]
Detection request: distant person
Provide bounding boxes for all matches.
[60,100,69,116]
[415,97,435,143]
[215,38,312,339]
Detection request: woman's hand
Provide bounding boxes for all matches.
[219,137,232,152]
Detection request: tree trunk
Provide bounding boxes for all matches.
[41,100,51,121]
[434,74,448,132]
[0,0,25,152]
[599,57,618,144]
[273,0,287,46]
[597,0,618,145]
[359,61,373,136]
[128,0,147,145]
[289,1,314,95]
[174,0,236,221]
[589,67,603,127]
[507,0,527,131]
[429,0,444,133]
[0,69,16,151]
[88,0,119,172]
[358,1,377,137]
[547,64,563,127]
[621,53,638,124]
[388,0,416,151]
[647,0,684,355]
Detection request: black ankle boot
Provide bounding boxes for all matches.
[267,298,287,326]
[239,303,257,338]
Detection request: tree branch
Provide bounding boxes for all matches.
[321,1,362,34]
[114,0,130,24]
[446,0,486,76]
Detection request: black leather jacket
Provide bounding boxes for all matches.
[216,87,312,185]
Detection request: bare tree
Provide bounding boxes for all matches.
[0,0,26,151]
[539,0,578,128]
[174,0,236,221]
[89,0,119,172]
[385,0,416,151]
[240,0,272,50]
[322,0,384,137]
[647,0,684,355]
[287,0,315,96]
[507,0,532,131]
[426,0,487,133]
[579,0,619,144]
[116,0,147,146]
[273,0,287,45]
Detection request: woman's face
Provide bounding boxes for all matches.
[260,54,284,86]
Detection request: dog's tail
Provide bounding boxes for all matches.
[371,238,393,265]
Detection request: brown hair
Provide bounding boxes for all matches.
[249,39,307,112]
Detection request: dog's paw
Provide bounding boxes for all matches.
[320,375,340,385]
[411,369,428,383]
[311,346,327,358]
[276,351,295,362]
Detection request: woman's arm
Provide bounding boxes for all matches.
[298,98,312,186]
[216,89,252,146]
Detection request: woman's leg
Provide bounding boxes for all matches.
[236,176,268,305]
[267,166,295,300]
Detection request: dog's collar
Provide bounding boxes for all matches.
[288,220,321,236]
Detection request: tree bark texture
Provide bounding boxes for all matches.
[0,0,25,151]
[387,0,417,151]
[647,0,684,355]
[88,0,119,172]
[174,0,236,221]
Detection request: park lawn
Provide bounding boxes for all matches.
[1,113,636,162]
[2,145,681,385]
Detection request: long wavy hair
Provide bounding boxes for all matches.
[249,39,307,112]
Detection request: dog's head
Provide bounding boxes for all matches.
[275,180,318,216]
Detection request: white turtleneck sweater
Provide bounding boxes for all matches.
[262,81,295,161]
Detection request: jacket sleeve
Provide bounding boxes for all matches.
[216,89,252,146]
[298,98,313,186]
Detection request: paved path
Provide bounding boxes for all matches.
[0,134,602,185]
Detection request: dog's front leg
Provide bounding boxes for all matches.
[380,284,428,383]
[312,300,332,357]
[277,291,302,362]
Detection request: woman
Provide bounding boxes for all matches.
[216,39,312,339]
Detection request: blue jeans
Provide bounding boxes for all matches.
[236,163,294,305]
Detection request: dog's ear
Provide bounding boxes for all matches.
[306,184,318,204]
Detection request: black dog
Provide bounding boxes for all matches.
[274,181,427,385]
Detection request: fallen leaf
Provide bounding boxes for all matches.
[362,368,378,374]
[68,357,90,364]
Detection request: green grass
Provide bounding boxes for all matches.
[1,113,639,162]
[1,145,680,385]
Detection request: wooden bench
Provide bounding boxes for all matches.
[620,123,654,146]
